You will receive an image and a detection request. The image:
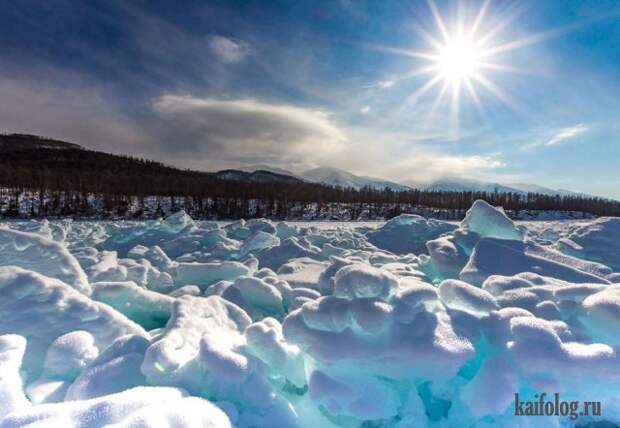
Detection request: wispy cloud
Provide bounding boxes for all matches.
[209,36,248,63]
[544,123,589,146]
[520,123,590,150]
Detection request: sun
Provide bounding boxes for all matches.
[405,0,515,118]
[436,35,482,85]
[374,0,546,128]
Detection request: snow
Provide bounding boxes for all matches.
[0,387,231,428]
[91,281,174,330]
[1,202,620,427]
[175,261,251,288]
[0,335,30,419]
[333,264,399,299]
[558,217,620,269]
[26,331,98,404]
[276,258,328,289]
[64,334,150,401]
[0,267,146,380]
[0,228,90,293]
[460,237,609,286]
[438,279,499,317]
[367,214,455,254]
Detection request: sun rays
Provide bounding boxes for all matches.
[374,0,553,134]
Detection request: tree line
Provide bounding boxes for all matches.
[1,134,619,219]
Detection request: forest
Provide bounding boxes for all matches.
[2,133,619,219]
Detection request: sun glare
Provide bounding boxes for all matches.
[437,35,481,84]
[375,0,549,131]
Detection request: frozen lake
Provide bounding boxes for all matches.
[0,201,619,427]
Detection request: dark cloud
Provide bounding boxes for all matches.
[0,74,148,156]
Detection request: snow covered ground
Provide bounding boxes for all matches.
[0,200,619,427]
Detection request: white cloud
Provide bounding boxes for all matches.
[389,153,505,183]
[316,126,506,184]
[377,79,395,89]
[544,123,589,146]
[209,35,248,63]
[360,105,371,114]
[152,95,346,166]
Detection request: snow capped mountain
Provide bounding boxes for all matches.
[412,178,522,194]
[235,165,410,191]
[403,176,594,197]
[507,183,585,197]
[301,166,410,191]
[232,165,598,198]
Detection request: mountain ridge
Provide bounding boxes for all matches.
[235,164,597,198]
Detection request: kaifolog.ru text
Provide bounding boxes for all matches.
[514,393,601,420]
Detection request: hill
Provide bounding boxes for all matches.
[0,133,83,150]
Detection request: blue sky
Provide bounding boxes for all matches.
[1,0,619,198]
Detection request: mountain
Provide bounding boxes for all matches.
[300,166,410,191]
[507,183,586,197]
[215,169,302,183]
[234,165,410,191]
[409,177,596,198]
[234,164,595,197]
[411,178,522,194]
[238,164,305,180]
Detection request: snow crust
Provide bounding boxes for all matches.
[1,201,620,427]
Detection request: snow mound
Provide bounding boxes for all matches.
[438,279,499,317]
[581,285,620,345]
[367,214,455,254]
[256,237,321,270]
[91,281,174,330]
[141,295,251,390]
[65,334,150,401]
[333,264,399,300]
[26,331,99,404]
[559,217,620,269]
[176,261,251,288]
[283,290,474,422]
[460,237,609,286]
[276,258,328,289]
[0,228,90,293]
[0,266,146,379]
